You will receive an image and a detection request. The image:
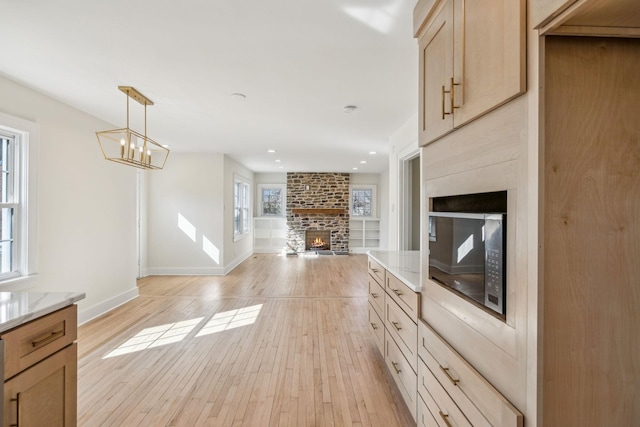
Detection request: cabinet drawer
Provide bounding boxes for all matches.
[386,272,419,322]
[385,334,417,420]
[418,321,523,427]
[417,393,440,427]
[385,297,418,372]
[368,303,384,355]
[2,305,77,379]
[368,258,386,286]
[368,275,385,318]
[418,357,472,427]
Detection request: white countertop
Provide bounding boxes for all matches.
[367,250,421,292]
[0,291,85,333]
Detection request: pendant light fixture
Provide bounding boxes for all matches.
[96,86,170,170]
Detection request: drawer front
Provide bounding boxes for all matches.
[418,321,523,427]
[417,393,440,427]
[368,275,385,318]
[368,257,386,286]
[418,358,472,427]
[368,304,384,354]
[385,297,418,372]
[385,334,417,420]
[386,272,419,322]
[2,305,77,379]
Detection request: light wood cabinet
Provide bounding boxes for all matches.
[415,0,525,146]
[2,305,78,427]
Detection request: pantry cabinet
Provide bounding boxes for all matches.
[416,0,526,146]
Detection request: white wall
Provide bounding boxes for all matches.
[223,156,254,268]
[145,153,226,275]
[388,113,419,250]
[0,76,139,324]
[350,173,388,249]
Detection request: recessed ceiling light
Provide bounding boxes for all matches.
[162,144,170,148]
[231,93,246,100]
[275,159,281,163]
[343,105,357,113]
[360,160,367,164]
[279,166,284,169]
[352,167,358,170]
[267,149,276,153]
[369,151,377,155]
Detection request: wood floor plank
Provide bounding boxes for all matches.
[78,254,415,426]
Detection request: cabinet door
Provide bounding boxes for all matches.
[4,343,77,427]
[452,0,525,126]
[418,0,454,145]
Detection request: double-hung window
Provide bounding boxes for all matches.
[350,185,377,218]
[234,176,251,239]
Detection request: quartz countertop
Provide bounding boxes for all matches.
[367,250,421,292]
[0,292,85,333]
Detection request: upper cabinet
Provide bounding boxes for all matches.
[415,0,526,146]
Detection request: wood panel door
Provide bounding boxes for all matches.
[418,0,454,145]
[4,344,77,427]
[543,36,640,426]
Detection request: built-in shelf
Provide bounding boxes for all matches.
[254,217,287,253]
[349,218,380,253]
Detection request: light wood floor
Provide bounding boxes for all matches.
[77,253,416,426]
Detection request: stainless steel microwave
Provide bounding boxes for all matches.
[428,212,506,317]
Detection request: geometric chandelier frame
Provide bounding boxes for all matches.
[96,86,170,170]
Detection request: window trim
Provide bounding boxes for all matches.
[350,184,377,218]
[233,174,251,241]
[257,183,286,217]
[0,112,39,285]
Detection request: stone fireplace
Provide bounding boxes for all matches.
[305,230,331,251]
[286,172,350,253]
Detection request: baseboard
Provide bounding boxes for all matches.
[144,266,226,276]
[224,250,253,274]
[78,287,139,325]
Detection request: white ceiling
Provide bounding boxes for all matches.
[1,0,418,173]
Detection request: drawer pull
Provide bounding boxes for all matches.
[371,292,379,298]
[31,329,64,348]
[391,361,401,374]
[440,365,460,386]
[371,268,379,273]
[10,396,19,427]
[370,322,378,330]
[391,288,403,297]
[438,410,453,427]
[391,321,402,331]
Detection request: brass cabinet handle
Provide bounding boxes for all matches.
[371,292,378,298]
[440,365,460,386]
[371,268,379,273]
[10,395,19,427]
[391,361,401,374]
[450,77,460,113]
[391,321,402,331]
[441,85,452,119]
[31,329,64,348]
[370,322,378,330]
[391,288,403,297]
[439,410,453,427]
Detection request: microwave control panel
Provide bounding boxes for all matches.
[484,218,505,315]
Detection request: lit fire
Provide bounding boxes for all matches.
[311,237,327,248]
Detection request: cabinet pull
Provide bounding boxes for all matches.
[371,268,379,273]
[391,321,402,331]
[391,361,401,374]
[440,365,460,386]
[441,85,451,119]
[31,329,64,348]
[10,395,19,427]
[438,410,453,427]
[450,77,460,112]
[371,292,378,298]
[370,322,378,330]
[391,288,403,297]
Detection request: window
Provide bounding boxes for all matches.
[350,185,377,218]
[0,112,37,283]
[234,176,251,238]
[258,184,285,216]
